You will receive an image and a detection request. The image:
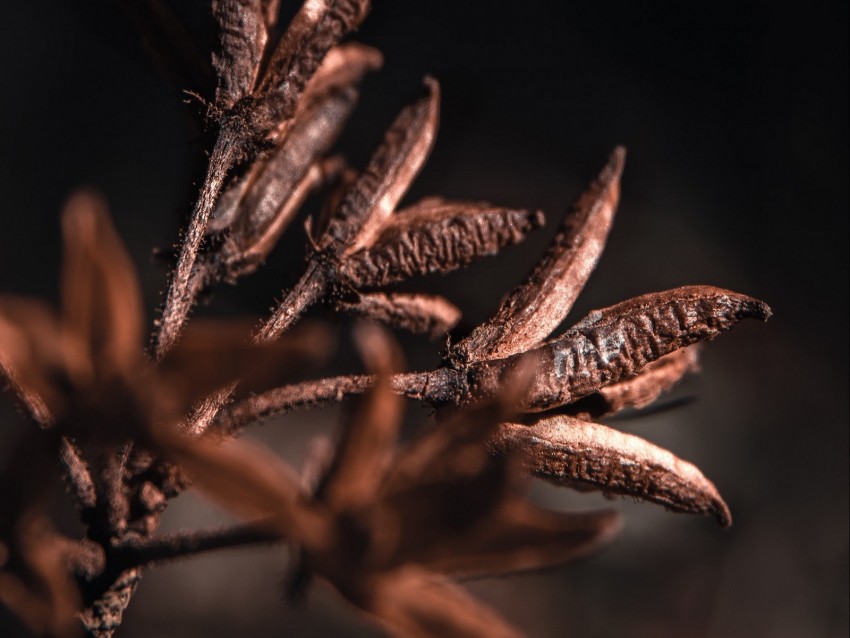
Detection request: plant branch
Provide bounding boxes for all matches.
[155,131,241,359]
[115,522,282,568]
[59,439,97,512]
[213,368,462,435]
[255,259,329,342]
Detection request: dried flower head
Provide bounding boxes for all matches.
[216,148,770,529]
[0,1,771,636]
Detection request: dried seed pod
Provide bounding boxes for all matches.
[454,147,625,364]
[254,0,372,136]
[469,286,770,412]
[596,345,700,415]
[337,292,461,338]
[157,2,373,356]
[320,77,439,254]
[495,416,732,527]
[204,64,380,275]
[339,202,545,288]
[209,44,380,242]
[262,80,547,341]
[211,0,268,110]
[299,43,383,111]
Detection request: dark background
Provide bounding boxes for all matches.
[1,1,847,637]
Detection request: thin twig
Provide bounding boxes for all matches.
[1,363,97,511]
[213,369,460,435]
[115,522,281,568]
[155,132,241,359]
[58,439,97,511]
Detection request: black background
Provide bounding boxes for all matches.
[1,2,847,637]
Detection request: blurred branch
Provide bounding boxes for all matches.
[116,522,282,568]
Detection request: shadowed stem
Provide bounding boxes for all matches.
[155,131,241,359]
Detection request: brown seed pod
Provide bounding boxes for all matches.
[494,416,732,527]
[253,0,372,137]
[211,0,268,110]
[209,43,382,239]
[596,345,700,415]
[321,77,440,254]
[453,147,625,364]
[339,201,545,288]
[469,286,771,412]
[337,292,462,339]
[260,80,544,340]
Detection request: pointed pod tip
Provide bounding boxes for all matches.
[747,299,772,322]
[724,290,771,323]
[687,461,732,528]
[605,146,627,182]
[714,497,733,529]
[421,76,441,108]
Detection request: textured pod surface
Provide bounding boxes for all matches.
[209,43,380,236]
[338,292,461,338]
[495,417,732,527]
[470,286,770,411]
[597,345,700,415]
[320,78,439,254]
[299,43,383,110]
[256,0,371,132]
[212,0,267,110]
[453,148,624,364]
[339,204,545,287]
[220,89,359,258]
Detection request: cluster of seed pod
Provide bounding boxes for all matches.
[0,1,770,636]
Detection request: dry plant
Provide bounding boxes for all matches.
[0,1,770,636]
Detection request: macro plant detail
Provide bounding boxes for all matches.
[0,1,770,637]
